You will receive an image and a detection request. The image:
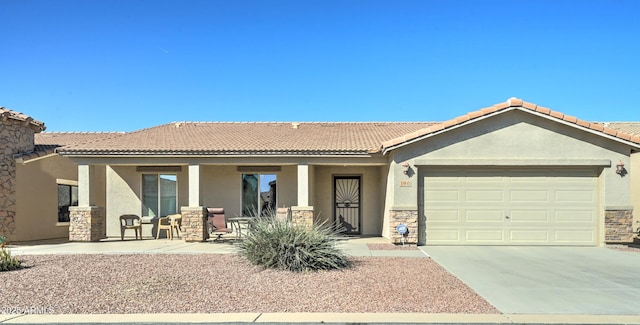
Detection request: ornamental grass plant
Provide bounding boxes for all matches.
[0,237,23,272]
[238,210,351,272]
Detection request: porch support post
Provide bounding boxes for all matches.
[297,164,309,206]
[78,164,92,206]
[70,164,105,242]
[291,206,314,229]
[188,164,200,207]
[181,206,207,242]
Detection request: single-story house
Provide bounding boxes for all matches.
[2,97,640,245]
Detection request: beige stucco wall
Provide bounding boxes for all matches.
[390,110,634,209]
[200,165,298,217]
[14,156,106,241]
[313,165,385,235]
[105,165,188,238]
[631,152,640,229]
[384,110,637,244]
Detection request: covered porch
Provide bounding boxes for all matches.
[67,158,391,242]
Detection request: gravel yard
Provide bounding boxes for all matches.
[1,254,498,314]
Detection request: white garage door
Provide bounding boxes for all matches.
[422,169,598,246]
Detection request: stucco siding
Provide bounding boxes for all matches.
[200,165,297,217]
[14,155,77,241]
[106,165,187,238]
[391,111,633,209]
[106,166,142,237]
[631,152,640,227]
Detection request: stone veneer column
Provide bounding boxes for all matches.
[181,207,207,242]
[69,206,105,241]
[0,117,37,239]
[389,210,418,245]
[276,207,291,223]
[291,206,314,229]
[605,208,634,244]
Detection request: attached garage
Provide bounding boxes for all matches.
[420,168,599,246]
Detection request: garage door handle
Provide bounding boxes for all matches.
[505,216,510,219]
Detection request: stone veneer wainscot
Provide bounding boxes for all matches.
[389,210,418,245]
[605,207,634,244]
[181,207,207,242]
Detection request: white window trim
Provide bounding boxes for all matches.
[56,179,78,186]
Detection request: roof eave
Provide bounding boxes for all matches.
[382,106,640,154]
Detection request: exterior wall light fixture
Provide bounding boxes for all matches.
[616,160,627,177]
[402,162,410,175]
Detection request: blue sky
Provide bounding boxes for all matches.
[1,0,639,132]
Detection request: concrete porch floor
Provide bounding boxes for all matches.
[6,235,428,258]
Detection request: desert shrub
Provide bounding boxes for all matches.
[238,211,350,272]
[0,238,22,272]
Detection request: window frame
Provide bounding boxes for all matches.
[141,173,178,218]
[56,179,78,226]
[241,173,277,217]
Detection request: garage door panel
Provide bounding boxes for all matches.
[425,190,459,202]
[554,230,595,243]
[510,190,548,202]
[510,210,549,222]
[510,230,549,242]
[466,229,504,241]
[428,229,460,242]
[426,209,459,222]
[466,190,503,202]
[555,210,596,222]
[466,210,504,222]
[424,168,598,246]
[555,190,595,202]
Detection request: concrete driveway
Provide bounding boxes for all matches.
[421,246,640,315]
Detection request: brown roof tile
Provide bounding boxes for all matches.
[15,132,126,162]
[381,98,640,152]
[50,100,640,157]
[59,122,437,155]
[602,122,640,137]
[0,107,45,131]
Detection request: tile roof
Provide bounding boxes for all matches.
[43,99,640,157]
[0,107,45,131]
[15,132,125,163]
[381,98,640,153]
[57,122,437,155]
[35,132,125,146]
[600,122,640,138]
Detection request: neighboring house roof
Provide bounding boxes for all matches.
[0,107,45,132]
[57,122,438,156]
[381,98,640,154]
[601,122,640,138]
[14,132,125,163]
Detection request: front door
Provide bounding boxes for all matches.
[334,176,361,235]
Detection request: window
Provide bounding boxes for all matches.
[142,174,177,217]
[57,183,78,223]
[242,174,276,217]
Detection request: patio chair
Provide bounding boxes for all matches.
[207,208,232,241]
[168,213,182,239]
[156,215,175,240]
[119,214,142,240]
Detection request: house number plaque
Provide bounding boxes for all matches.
[399,180,412,187]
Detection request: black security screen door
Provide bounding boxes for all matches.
[334,176,361,235]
